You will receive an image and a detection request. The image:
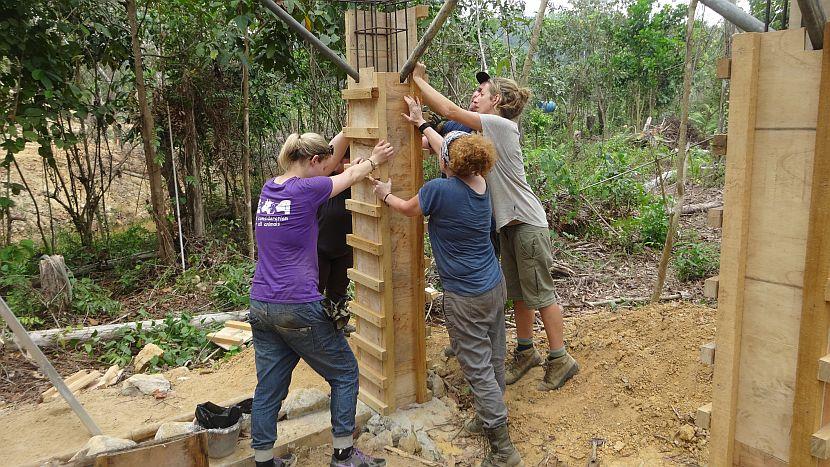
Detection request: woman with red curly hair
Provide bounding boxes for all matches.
[371,131,522,467]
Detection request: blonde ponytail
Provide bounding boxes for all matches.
[488,77,531,120]
[277,132,330,171]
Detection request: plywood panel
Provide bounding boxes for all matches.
[735,280,802,459]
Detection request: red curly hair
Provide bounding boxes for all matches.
[448,134,498,177]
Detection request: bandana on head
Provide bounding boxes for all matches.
[440,131,467,168]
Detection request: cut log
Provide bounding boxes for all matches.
[681,201,723,215]
[20,310,247,348]
[39,255,71,311]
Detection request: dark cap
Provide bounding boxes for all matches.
[476,71,491,84]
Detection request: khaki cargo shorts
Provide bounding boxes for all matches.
[499,223,557,310]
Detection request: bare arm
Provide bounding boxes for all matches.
[411,63,482,131]
[371,178,423,217]
[319,131,349,175]
[402,96,444,155]
[329,140,394,198]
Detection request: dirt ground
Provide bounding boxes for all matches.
[0,300,713,466]
[6,142,150,242]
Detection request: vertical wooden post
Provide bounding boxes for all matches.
[342,6,428,413]
[790,21,830,466]
[710,32,761,466]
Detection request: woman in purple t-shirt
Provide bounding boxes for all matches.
[249,132,393,467]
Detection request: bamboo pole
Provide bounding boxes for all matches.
[652,0,698,302]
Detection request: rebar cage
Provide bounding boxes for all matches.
[336,0,418,72]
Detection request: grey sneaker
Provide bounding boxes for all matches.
[538,353,580,391]
[464,415,483,435]
[505,348,543,385]
[330,447,386,467]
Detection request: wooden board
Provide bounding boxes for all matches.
[697,402,713,430]
[701,342,717,366]
[813,425,830,460]
[710,31,761,467]
[708,207,724,228]
[790,22,830,467]
[93,432,208,467]
[709,27,824,467]
[717,57,732,79]
[704,276,720,299]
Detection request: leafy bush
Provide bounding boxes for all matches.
[638,200,669,247]
[211,261,255,309]
[83,312,219,371]
[71,277,121,316]
[0,240,44,326]
[672,234,720,281]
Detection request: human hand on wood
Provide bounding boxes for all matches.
[413,62,427,80]
[401,95,426,127]
[370,177,392,200]
[370,139,395,166]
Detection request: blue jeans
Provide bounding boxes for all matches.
[249,299,359,451]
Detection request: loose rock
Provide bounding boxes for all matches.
[430,373,446,398]
[133,343,164,372]
[154,422,200,441]
[279,388,330,420]
[70,435,136,461]
[120,374,171,396]
[398,431,420,455]
[678,424,696,442]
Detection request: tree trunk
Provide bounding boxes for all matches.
[127,0,174,265]
[519,0,548,86]
[652,0,698,301]
[242,32,255,259]
[184,94,205,237]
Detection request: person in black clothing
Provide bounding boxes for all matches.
[317,147,355,333]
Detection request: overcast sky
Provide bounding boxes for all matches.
[522,0,753,24]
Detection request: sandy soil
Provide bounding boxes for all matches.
[0,301,714,466]
[5,142,150,242]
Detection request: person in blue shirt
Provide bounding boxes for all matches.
[371,130,522,467]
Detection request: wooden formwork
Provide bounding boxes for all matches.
[708,24,830,465]
[342,5,429,415]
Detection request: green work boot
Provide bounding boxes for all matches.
[505,348,543,385]
[481,424,523,467]
[464,415,483,435]
[537,353,580,391]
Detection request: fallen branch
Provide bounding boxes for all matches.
[585,293,683,307]
[16,310,247,348]
[384,446,440,466]
[681,201,722,215]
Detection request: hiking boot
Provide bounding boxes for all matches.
[505,348,543,385]
[464,415,483,435]
[538,353,580,391]
[443,346,456,358]
[330,447,386,467]
[482,424,523,467]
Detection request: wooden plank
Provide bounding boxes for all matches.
[359,387,391,415]
[94,432,208,467]
[697,402,713,430]
[349,300,384,328]
[343,126,380,139]
[716,57,732,79]
[701,341,717,366]
[347,268,384,292]
[710,31,761,467]
[711,133,728,156]
[734,440,788,466]
[708,207,724,228]
[791,21,830,467]
[345,199,381,218]
[351,331,387,361]
[341,87,379,100]
[826,278,830,302]
[704,276,720,299]
[359,363,390,389]
[814,425,830,460]
[818,355,830,383]
[346,234,382,256]
[224,321,251,331]
[415,4,429,18]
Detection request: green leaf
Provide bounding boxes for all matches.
[22,130,38,141]
[234,15,248,32]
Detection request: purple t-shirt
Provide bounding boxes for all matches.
[250,176,333,303]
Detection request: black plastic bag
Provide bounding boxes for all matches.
[235,398,253,414]
[195,401,242,429]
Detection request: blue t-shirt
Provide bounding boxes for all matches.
[419,177,502,296]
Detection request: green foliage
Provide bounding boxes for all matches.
[83,312,219,371]
[672,233,720,281]
[0,240,42,325]
[211,261,255,309]
[71,277,121,317]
